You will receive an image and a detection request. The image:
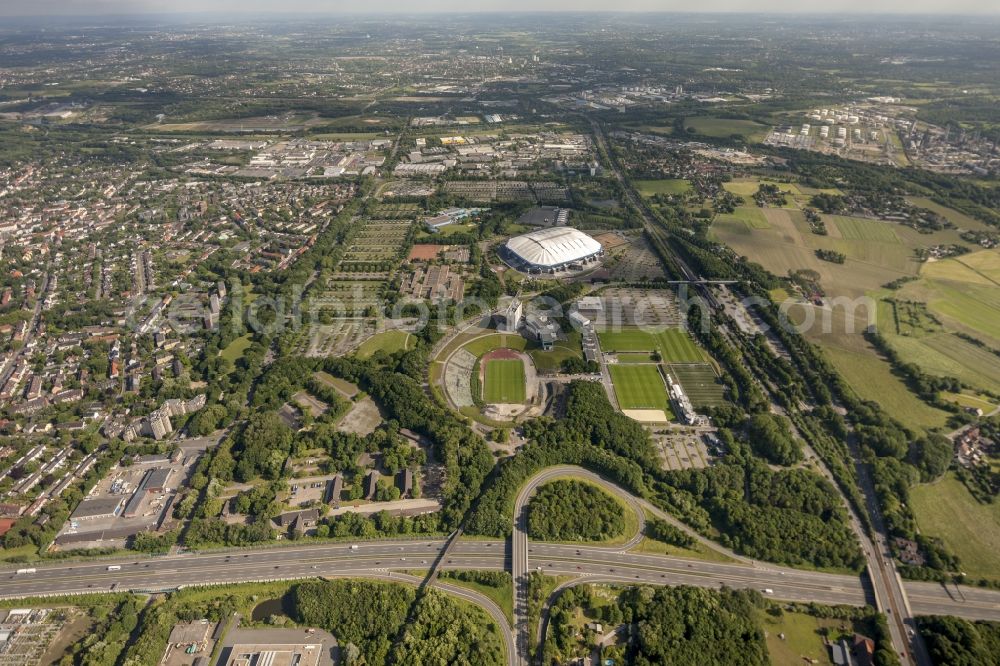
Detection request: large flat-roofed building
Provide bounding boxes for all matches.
[71,497,123,521]
[224,644,321,666]
[500,227,602,272]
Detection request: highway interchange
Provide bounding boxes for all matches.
[4,466,1000,666]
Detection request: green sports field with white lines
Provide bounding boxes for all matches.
[483,359,526,404]
[608,364,672,414]
[597,327,704,362]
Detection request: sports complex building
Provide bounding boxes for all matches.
[499,227,603,273]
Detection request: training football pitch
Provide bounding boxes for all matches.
[483,359,526,404]
[609,364,670,412]
[598,327,704,362]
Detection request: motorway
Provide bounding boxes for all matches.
[4,539,998,620]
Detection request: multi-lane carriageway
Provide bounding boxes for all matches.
[4,540,999,631]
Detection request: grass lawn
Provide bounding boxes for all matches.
[635,179,692,196]
[609,364,670,412]
[941,391,996,413]
[483,359,526,404]
[354,330,414,358]
[440,572,513,623]
[759,609,856,665]
[462,333,528,358]
[717,206,771,230]
[616,352,657,363]
[219,334,252,365]
[910,472,1000,581]
[313,371,359,398]
[528,332,582,372]
[0,544,39,562]
[598,327,704,362]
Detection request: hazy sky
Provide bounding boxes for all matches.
[1,0,997,16]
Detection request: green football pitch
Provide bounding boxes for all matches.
[608,364,671,412]
[598,327,704,363]
[483,359,526,404]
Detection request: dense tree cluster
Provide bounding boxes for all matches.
[666,460,864,570]
[292,580,414,664]
[918,616,1000,666]
[527,480,626,542]
[393,590,505,665]
[745,413,803,466]
[644,517,696,548]
[621,586,768,666]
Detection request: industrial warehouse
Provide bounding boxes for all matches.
[499,227,603,273]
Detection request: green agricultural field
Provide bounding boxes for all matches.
[819,342,950,431]
[886,333,1000,394]
[483,359,526,404]
[685,117,768,142]
[717,206,771,230]
[910,472,1000,581]
[830,216,900,243]
[598,327,704,363]
[609,364,671,412]
[355,330,414,358]
[635,179,692,196]
[723,179,804,198]
[669,364,727,407]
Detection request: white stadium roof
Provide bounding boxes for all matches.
[504,227,602,268]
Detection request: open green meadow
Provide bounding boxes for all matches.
[635,179,692,196]
[355,330,414,358]
[759,610,859,666]
[711,208,920,298]
[722,179,804,198]
[483,359,526,404]
[830,216,900,243]
[717,206,771,230]
[684,117,768,142]
[905,197,992,232]
[910,472,1000,581]
[608,364,671,412]
[818,342,950,431]
[598,327,704,362]
[219,334,252,365]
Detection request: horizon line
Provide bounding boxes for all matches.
[2,9,1000,18]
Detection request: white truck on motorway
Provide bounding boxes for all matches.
[16,568,37,575]
[350,545,359,551]
[107,565,121,571]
